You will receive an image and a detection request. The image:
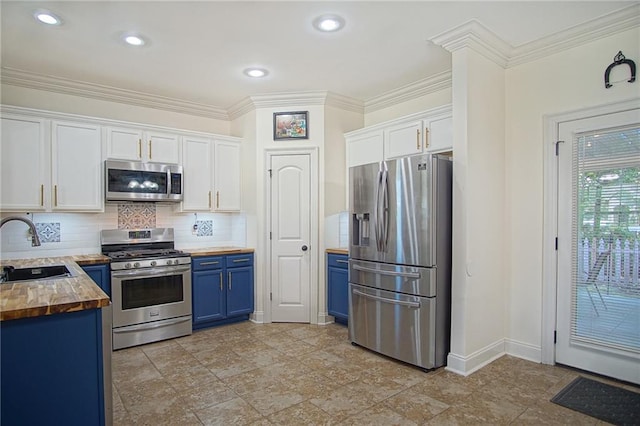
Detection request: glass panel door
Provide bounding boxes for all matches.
[556,108,640,384]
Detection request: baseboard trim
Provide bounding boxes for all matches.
[317,313,334,325]
[250,311,264,324]
[505,338,542,363]
[446,339,506,376]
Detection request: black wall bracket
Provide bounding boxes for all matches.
[604,51,636,89]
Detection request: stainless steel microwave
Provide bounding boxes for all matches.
[105,160,183,202]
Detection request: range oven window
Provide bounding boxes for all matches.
[120,274,184,310]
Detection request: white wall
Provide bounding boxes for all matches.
[1,84,230,135]
[505,27,640,358]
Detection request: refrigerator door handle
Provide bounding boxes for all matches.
[374,166,383,251]
[352,264,421,279]
[380,167,389,252]
[353,289,421,308]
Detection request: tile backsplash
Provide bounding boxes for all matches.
[118,203,156,229]
[34,222,61,243]
[0,205,247,260]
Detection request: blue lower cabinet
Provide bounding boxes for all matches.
[1,309,106,426]
[327,253,349,324]
[81,263,111,296]
[192,253,254,329]
[193,269,225,323]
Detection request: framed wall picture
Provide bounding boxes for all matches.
[273,111,308,140]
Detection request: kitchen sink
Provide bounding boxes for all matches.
[1,265,75,283]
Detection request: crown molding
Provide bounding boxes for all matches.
[430,4,640,69]
[325,92,364,114]
[430,20,512,67]
[364,71,452,114]
[508,4,640,67]
[227,97,256,120]
[0,67,229,120]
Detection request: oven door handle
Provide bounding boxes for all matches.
[111,265,191,279]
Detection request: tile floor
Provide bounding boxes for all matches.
[112,321,635,425]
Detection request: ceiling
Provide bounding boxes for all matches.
[0,1,634,113]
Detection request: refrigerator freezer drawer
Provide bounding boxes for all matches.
[348,283,441,370]
[349,259,436,297]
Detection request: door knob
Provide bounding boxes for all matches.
[301,245,308,251]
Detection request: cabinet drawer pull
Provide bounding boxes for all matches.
[416,129,420,150]
[148,140,152,160]
[200,261,220,266]
[232,258,250,263]
[40,184,44,206]
[219,272,223,291]
[228,271,232,290]
[138,139,142,159]
[425,127,429,148]
[54,185,58,207]
[216,191,220,209]
[336,259,348,264]
[208,191,212,209]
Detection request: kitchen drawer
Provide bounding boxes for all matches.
[226,253,253,268]
[327,253,349,269]
[192,256,224,271]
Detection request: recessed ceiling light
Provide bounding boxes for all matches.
[122,33,147,47]
[313,14,345,32]
[34,9,62,25]
[244,68,268,78]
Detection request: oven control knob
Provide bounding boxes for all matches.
[166,259,173,265]
[150,260,157,267]
[133,262,141,268]
[125,263,132,269]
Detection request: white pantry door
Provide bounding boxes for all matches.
[556,107,640,384]
[270,154,311,322]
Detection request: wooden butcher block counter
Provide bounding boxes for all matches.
[187,247,254,257]
[0,254,111,321]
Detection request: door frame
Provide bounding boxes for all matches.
[542,98,639,364]
[264,147,319,324]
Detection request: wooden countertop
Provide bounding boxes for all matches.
[326,248,348,255]
[0,256,110,322]
[186,247,254,257]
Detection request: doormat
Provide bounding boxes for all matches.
[551,376,640,425]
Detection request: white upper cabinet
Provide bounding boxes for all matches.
[345,105,453,168]
[51,120,103,211]
[425,115,453,153]
[384,120,424,159]
[106,126,180,164]
[0,113,103,213]
[180,136,242,212]
[1,114,49,211]
[181,136,213,211]
[346,130,384,168]
[213,140,241,212]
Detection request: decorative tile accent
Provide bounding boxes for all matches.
[118,203,156,229]
[35,222,61,243]
[197,220,213,237]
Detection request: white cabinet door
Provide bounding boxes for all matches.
[146,131,180,164]
[181,136,212,211]
[213,140,241,211]
[105,126,143,161]
[51,120,103,211]
[384,120,424,159]
[0,115,49,211]
[106,127,180,163]
[346,130,383,168]
[426,116,453,153]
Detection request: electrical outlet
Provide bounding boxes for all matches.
[192,224,198,235]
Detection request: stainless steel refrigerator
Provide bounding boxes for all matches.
[348,153,452,370]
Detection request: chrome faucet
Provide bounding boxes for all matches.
[0,216,42,246]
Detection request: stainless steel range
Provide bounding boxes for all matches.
[101,228,192,350]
